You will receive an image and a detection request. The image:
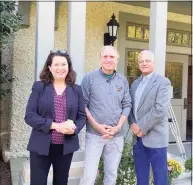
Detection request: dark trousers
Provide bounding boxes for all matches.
[30,144,73,185]
[133,138,168,185]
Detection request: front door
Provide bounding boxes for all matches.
[166,53,188,142]
[126,50,188,142]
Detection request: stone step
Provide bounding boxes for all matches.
[72,150,85,162]
[46,177,81,185]
[173,171,191,182]
[68,177,81,185]
[19,150,85,185]
[173,176,191,185]
[20,172,82,185]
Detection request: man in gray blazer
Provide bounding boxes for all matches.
[128,50,171,185]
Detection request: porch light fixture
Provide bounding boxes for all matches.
[104,13,120,46]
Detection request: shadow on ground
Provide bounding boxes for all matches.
[0,154,12,185]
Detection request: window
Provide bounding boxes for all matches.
[126,22,191,47]
[127,51,141,85]
[166,62,183,99]
[167,30,190,46]
[126,51,183,99]
[127,23,148,41]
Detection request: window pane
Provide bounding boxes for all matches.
[127,26,135,38]
[182,33,190,45]
[144,27,149,40]
[166,62,182,99]
[136,26,143,39]
[175,32,182,45]
[134,51,139,62]
[127,52,135,65]
[127,52,135,76]
[168,31,175,44]
[127,51,141,85]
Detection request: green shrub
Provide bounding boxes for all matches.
[95,131,136,185]
[0,1,22,49]
[185,157,192,171]
[116,141,136,185]
[0,1,22,100]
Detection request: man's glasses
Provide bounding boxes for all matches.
[50,49,67,54]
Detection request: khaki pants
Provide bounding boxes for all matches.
[79,133,124,185]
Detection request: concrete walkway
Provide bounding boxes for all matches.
[173,177,191,185]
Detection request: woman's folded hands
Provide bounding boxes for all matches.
[56,120,76,135]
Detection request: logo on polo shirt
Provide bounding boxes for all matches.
[116,85,122,92]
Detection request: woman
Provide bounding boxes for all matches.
[24,50,86,185]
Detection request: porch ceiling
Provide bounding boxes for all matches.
[119,1,192,16]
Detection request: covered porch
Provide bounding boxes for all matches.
[0,1,191,185]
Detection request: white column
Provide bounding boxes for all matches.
[67,2,86,151]
[67,2,86,85]
[35,2,55,80]
[149,2,168,76]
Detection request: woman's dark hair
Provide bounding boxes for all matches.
[40,50,76,85]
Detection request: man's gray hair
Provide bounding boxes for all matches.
[100,46,120,60]
[138,50,155,62]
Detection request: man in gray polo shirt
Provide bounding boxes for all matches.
[79,46,132,185]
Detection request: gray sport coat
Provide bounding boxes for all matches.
[128,72,171,148]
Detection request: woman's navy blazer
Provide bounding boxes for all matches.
[24,81,86,156]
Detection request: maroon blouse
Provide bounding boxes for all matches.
[51,87,66,144]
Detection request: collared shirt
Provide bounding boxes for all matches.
[134,71,155,121]
[81,68,132,136]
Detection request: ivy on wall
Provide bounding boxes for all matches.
[0,1,22,100]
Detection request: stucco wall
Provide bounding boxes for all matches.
[6,2,36,158]
[54,3,68,50]
[6,2,191,158]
